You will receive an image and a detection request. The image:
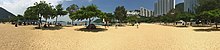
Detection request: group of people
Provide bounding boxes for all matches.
[115,22,140,29]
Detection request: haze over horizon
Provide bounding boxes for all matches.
[0,0,184,21]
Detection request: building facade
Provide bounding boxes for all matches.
[184,0,198,13]
[140,7,154,17]
[127,10,140,16]
[154,0,175,16]
[127,7,153,17]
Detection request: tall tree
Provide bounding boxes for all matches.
[55,4,68,25]
[66,4,79,25]
[199,9,220,29]
[176,12,195,26]
[24,1,54,28]
[195,0,220,28]
[114,6,127,23]
[66,4,79,13]
[126,15,139,26]
[42,5,53,23]
[99,13,114,26]
[69,4,102,29]
[24,6,39,21]
[35,1,53,23]
[77,4,101,25]
[196,0,220,13]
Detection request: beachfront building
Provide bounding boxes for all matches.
[184,0,198,13]
[154,0,175,16]
[140,7,154,17]
[127,10,140,16]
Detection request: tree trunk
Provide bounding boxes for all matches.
[39,16,42,28]
[106,21,108,26]
[72,20,74,26]
[44,18,48,28]
[55,16,58,26]
[46,18,47,24]
[89,18,91,25]
[216,22,218,29]
[105,21,107,28]
[46,18,50,27]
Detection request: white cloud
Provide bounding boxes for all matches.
[0,0,94,15]
[0,0,68,15]
[0,0,94,21]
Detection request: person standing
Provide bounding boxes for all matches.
[15,23,18,27]
[136,22,139,28]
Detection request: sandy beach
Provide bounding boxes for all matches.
[1,23,220,50]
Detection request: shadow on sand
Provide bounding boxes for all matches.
[34,26,63,30]
[192,26,212,27]
[175,26,189,28]
[75,28,108,32]
[160,24,189,28]
[194,27,220,32]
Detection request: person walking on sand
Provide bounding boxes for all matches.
[115,22,119,29]
[15,22,18,27]
[115,20,119,29]
[135,22,139,28]
[15,23,18,27]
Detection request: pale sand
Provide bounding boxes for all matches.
[1,23,220,50]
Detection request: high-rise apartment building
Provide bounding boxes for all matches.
[127,10,140,16]
[140,7,154,17]
[154,0,175,16]
[184,0,198,13]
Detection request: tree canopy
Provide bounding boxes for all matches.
[69,4,102,24]
[196,0,220,13]
[114,6,127,22]
[24,1,54,23]
[67,4,79,21]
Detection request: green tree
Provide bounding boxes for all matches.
[126,15,139,26]
[42,5,54,23]
[160,15,173,24]
[54,4,68,25]
[24,1,54,28]
[199,9,220,29]
[35,1,53,23]
[69,4,102,29]
[196,0,220,13]
[176,12,195,26]
[99,13,114,26]
[78,5,101,24]
[114,6,127,23]
[66,4,79,13]
[66,4,79,25]
[195,0,220,28]
[24,6,39,21]
[10,15,24,22]
[166,9,177,23]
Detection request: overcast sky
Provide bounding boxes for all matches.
[0,0,184,21]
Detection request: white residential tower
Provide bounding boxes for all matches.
[154,0,175,16]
